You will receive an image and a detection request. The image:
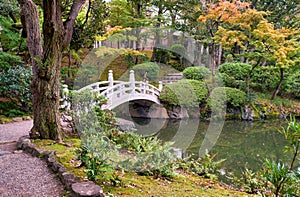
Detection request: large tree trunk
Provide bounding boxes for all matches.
[19,0,86,141]
[271,68,284,100]
[31,0,65,140]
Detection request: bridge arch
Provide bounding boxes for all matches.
[78,70,162,110]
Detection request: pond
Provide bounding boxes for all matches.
[129,117,296,182]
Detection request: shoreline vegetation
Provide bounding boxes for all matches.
[29,91,299,196]
[31,113,300,196]
[32,133,254,197]
[1,0,300,195]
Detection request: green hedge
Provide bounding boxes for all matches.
[285,70,300,98]
[159,79,208,108]
[208,87,246,113]
[182,66,211,81]
[217,62,251,90]
[170,44,186,58]
[250,66,280,92]
[132,62,160,82]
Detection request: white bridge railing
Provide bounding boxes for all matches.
[76,70,162,110]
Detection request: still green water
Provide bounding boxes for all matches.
[132,118,293,180]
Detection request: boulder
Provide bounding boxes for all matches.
[115,118,136,131]
[129,101,169,119]
[167,106,189,119]
[242,105,254,121]
[148,104,169,119]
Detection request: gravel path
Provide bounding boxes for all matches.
[0,120,65,196]
[0,153,64,196]
[0,120,33,142]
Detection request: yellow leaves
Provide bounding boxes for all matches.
[254,20,298,50]
[197,15,206,22]
[197,0,251,23]
[255,25,300,68]
[95,26,131,42]
[215,27,248,50]
[94,46,144,59]
[197,0,300,69]
[274,43,300,68]
[237,9,268,31]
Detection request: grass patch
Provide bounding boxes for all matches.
[32,136,253,196]
[103,171,252,197]
[33,138,87,179]
[0,115,13,124]
[0,115,32,124]
[253,92,299,108]
[251,92,300,118]
[33,137,249,196]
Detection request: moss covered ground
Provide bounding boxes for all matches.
[32,138,253,197]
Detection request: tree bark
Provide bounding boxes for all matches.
[271,68,284,100]
[19,0,86,141]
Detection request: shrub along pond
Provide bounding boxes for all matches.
[131,118,295,182]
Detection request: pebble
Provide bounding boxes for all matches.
[0,153,64,196]
[13,150,23,154]
[0,120,64,196]
[0,151,11,156]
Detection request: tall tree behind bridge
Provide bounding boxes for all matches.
[18,0,87,141]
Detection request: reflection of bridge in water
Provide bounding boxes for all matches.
[78,70,162,110]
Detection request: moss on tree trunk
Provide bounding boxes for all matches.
[19,0,86,141]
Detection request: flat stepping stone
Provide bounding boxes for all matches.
[71,181,104,197]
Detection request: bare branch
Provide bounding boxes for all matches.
[63,0,87,47]
[18,0,43,73]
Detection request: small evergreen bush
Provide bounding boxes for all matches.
[159,79,208,108]
[217,62,251,90]
[285,70,300,98]
[0,65,32,112]
[208,87,246,116]
[153,48,171,63]
[170,44,186,58]
[0,51,23,71]
[132,62,160,82]
[168,60,184,71]
[183,66,211,81]
[250,66,280,92]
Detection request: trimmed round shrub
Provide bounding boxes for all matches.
[183,66,211,81]
[154,48,171,64]
[208,87,246,114]
[168,60,184,71]
[250,66,280,92]
[217,62,251,90]
[285,70,300,98]
[170,44,186,58]
[132,62,160,82]
[159,79,208,108]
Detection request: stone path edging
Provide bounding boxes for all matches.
[17,135,104,197]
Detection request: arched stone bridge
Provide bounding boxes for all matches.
[77,70,162,110]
